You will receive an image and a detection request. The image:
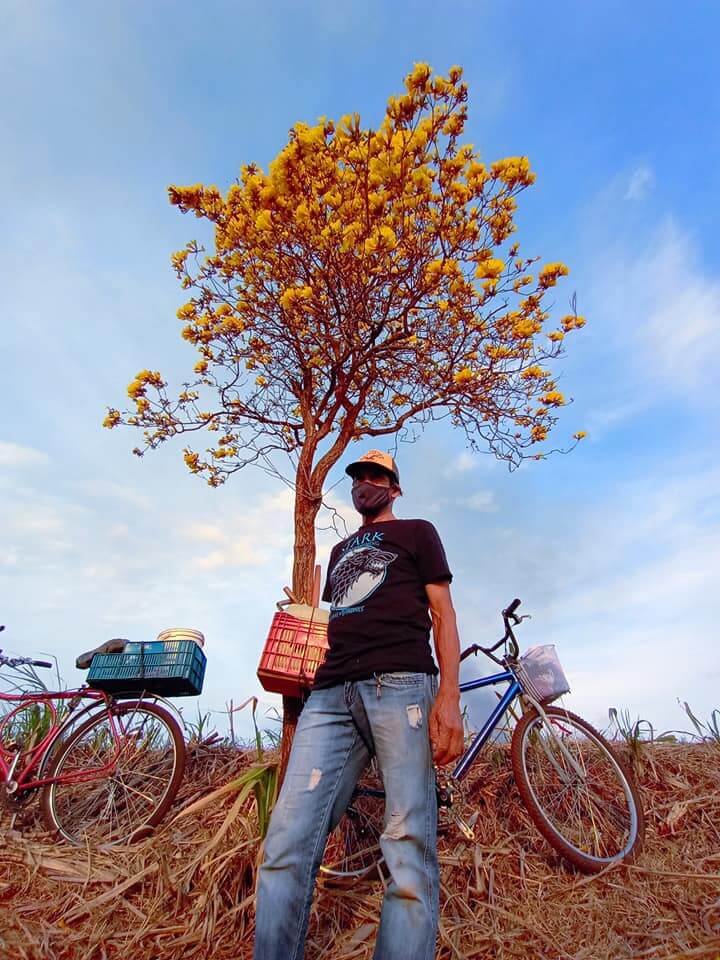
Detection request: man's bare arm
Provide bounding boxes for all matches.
[426,581,465,765]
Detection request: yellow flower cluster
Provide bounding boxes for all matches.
[103,409,121,429]
[538,262,570,289]
[475,258,504,280]
[183,450,201,473]
[171,250,189,273]
[407,62,432,91]
[364,225,397,254]
[513,318,541,338]
[127,370,164,399]
[490,156,536,189]
[520,365,547,380]
[561,314,586,332]
[280,285,313,310]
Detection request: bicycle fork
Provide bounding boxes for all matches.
[527,695,588,782]
[4,751,22,829]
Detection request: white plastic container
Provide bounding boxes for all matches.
[157,627,205,649]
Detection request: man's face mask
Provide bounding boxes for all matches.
[351,480,393,516]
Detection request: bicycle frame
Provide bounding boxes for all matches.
[452,669,522,781]
[451,665,587,787]
[0,686,124,793]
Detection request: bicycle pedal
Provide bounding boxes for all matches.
[452,813,476,842]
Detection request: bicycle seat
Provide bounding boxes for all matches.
[76,638,128,670]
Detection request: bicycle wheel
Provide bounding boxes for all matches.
[511,704,644,874]
[320,764,386,882]
[40,700,185,845]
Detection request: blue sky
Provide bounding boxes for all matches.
[1,0,719,740]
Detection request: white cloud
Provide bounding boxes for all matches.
[624,164,655,200]
[582,399,648,437]
[3,498,84,558]
[178,487,297,570]
[184,522,227,543]
[586,217,720,403]
[639,223,720,388]
[446,456,720,732]
[14,506,65,534]
[443,451,476,475]
[0,441,48,467]
[81,482,152,510]
[194,540,266,569]
[460,490,496,512]
[442,450,498,477]
[505,462,720,731]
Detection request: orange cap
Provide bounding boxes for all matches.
[345,449,400,486]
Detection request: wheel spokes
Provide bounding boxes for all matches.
[50,707,178,844]
[321,772,385,878]
[523,714,635,860]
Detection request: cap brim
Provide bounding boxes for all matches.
[345,460,398,484]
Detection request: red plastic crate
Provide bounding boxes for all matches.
[257,609,329,697]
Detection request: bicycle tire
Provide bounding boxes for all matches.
[319,764,386,882]
[510,704,644,874]
[40,700,185,845]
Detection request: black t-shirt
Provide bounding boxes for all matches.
[312,518,453,689]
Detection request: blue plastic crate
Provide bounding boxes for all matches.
[87,640,206,696]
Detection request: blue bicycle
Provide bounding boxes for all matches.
[321,599,644,877]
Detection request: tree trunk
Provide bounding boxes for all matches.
[278,468,323,782]
[279,693,303,779]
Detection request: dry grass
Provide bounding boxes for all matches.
[1,740,719,960]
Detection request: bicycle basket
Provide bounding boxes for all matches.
[257,604,329,697]
[516,644,570,703]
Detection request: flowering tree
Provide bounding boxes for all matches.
[104,63,585,760]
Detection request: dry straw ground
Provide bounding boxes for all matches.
[1,740,719,960]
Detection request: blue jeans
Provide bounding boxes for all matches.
[253,673,439,960]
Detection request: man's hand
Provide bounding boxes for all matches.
[429,688,464,766]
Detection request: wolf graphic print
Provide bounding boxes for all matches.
[329,541,398,613]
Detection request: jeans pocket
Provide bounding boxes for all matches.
[379,671,426,688]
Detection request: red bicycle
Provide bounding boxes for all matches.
[0,627,185,845]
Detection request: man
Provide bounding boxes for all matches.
[253,449,464,960]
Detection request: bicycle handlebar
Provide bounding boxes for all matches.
[0,651,53,669]
[460,598,524,664]
[503,597,521,618]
